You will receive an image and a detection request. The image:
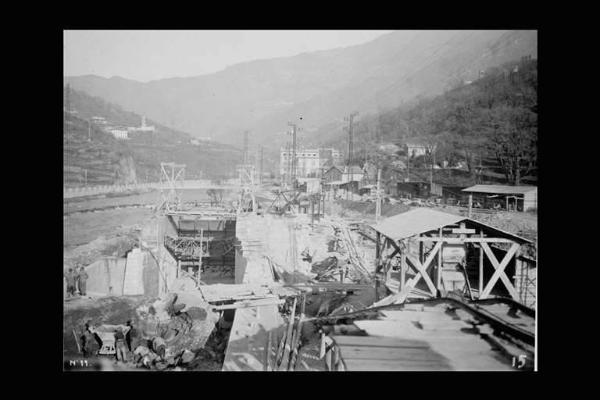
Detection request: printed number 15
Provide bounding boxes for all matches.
[512,355,527,369]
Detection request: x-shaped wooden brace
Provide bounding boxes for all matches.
[390,240,441,296]
[479,242,519,300]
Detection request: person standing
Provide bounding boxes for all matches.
[81,323,99,358]
[125,320,139,353]
[114,327,128,362]
[64,268,76,298]
[77,266,89,296]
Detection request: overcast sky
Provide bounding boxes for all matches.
[64,30,393,82]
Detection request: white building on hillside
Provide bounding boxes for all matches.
[91,116,108,125]
[127,115,156,133]
[110,128,129,140]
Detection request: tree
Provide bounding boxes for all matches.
[207,189,224,206]
[484,105,537,185]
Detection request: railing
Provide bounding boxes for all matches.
[63,180,241,199]
[63,182,161,199]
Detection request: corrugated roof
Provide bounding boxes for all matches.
[462,185,537,194]
[370,207,532,243]
[371,208,464,241]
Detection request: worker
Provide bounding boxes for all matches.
[114,327,128,362]
[152,336,167,360]
[81,323,99,358]
[64,268,77,298]
[77,266,89,296]
[125,320,139,352]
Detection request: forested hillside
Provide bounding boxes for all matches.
[334,57,537,186]
[65,30,536,147]
[63,89,242,186]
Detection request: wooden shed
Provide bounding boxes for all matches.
[370,208,536,307]
[462,185,537,212]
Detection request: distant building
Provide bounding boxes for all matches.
[341,166,364,183]
[280,147,343,180]
[322,165,343,183]
[191,139,200,146]
[91,116,107,125]
[405,142,429,158]
[462,185,537,212]
[362,161,378,185]
[127,115,155,133]
[319,148,343,167]
[109,128,129,140]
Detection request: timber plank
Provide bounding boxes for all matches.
[332,335,430,348]
[338,347,447,362]
[342,359,453,371]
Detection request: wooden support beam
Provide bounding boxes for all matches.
[480,242,520,300]
[211,298,284,310]
[403,241,443,296]
[451,227,476,235]
[278,297,297,371]
[400,246,406,292]
[375,232,381,302]
[265,330,272,371]
[416,237,517,244]
[479,231,484,297]
[437,227,442,293]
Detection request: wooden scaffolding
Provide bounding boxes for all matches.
[371,208,535,306]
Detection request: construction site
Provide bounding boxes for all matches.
[63,131,537,372]
[63,30,538,372]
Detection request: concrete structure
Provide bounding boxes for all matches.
[78,250,160,298]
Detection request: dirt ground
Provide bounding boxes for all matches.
[64,208,152,248]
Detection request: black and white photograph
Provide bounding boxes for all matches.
[63,29,537,372]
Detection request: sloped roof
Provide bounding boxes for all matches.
[370,207,531,244]
[372,208,464,241]
[462,185,537,195]
[344,166,364,175]
[323,164,343,172]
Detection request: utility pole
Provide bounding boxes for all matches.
[429,144,437,188]
[376,168,382,223]
[406,148,410,183]
[88,120,91,142]
[286,142,291,187]
[344,111,359,200]
[288,122,298,188]
[259,145,264,184]
[243,131,249,164]
[84,169,87,186]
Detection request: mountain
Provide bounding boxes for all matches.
[64,30,537,150]
[63,88,242,186]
